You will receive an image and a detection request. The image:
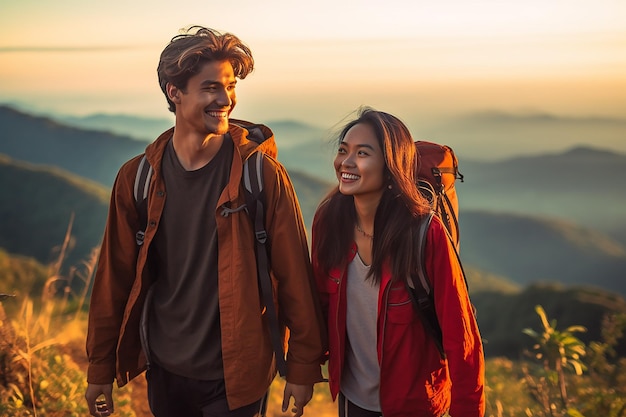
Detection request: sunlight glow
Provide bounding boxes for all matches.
[0,0,624,123]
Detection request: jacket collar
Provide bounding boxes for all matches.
[342,242,393,289]
[143,119,277,173]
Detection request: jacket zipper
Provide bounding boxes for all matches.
[378,280,392,411]
[334,275,343,382]
[139,284,155,369]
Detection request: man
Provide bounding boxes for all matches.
[85,26,325,417]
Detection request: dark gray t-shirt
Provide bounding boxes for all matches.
[148,135,233,380]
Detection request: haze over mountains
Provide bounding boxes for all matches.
[419,111,626,160]
[47,106,626,242]
[47,107,626,163]
[1,104,626,298]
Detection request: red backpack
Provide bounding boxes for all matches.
[408,140,467,359]
[415,141,463,250]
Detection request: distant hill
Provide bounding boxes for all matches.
[56,113,174,142]
[0,105,147,186]
[472,283,626,357]
[287,170,333,231]
[418,111,626,161]
[53,112,328,148]
[55,111,338,182]
[0,154,109,270]
[35,108,626,161]
[457,146,626,244]
[283,140,626,245]
[459,210,626,295]
[0,105,336,185]
[266,119,331,148]
[273,132,626,247]
[463,266,521,295]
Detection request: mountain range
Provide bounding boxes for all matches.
[18,105,626,244]
[46,110,626,233]
[1,104,625,297]
[0,105,147,186]
[2,104,626,358]
[48,108,626,165]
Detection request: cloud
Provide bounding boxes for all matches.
[0,45,142,53]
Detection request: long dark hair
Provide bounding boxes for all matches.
[313,107,432,284]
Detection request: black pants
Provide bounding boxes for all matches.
[338,392,452,417]
[146,362,266,417]
[338,392,382,417]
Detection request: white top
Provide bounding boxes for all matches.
[340,252,381,412]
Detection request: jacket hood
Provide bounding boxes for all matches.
[143,118,277,168]
[229,118,277,159]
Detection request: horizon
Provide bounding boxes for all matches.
[1,0,625,127]
[1,0,625,160]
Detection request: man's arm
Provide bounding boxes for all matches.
[85,160,142,393]
[262,159,326,385]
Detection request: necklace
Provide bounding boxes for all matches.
[355,222,374,239]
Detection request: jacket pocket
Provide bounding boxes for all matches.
[323,275,340,294]
[386,282,415,324]
[320,274,341,296]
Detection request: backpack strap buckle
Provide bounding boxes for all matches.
[255,230,268,244]
[135,230,145,246]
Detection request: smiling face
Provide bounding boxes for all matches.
[334,122,387,201]
[167,59,236,137]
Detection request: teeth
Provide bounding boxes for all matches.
[206,111,228,118]
[342,173,359,180]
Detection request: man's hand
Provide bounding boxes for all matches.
[282,382,313,417]
[85,383,114,416]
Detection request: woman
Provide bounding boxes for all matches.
[312,108,485,417]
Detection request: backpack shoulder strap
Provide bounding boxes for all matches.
[415,211,434,295]
[406,212,446,359]
[242,151,288,378]
[134,154,152,246]
[407,211,473,359]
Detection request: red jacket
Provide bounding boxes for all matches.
[313,215,485,417]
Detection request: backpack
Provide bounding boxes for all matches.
[408,141,469,359]
[415,140,463,250]
[132,133,288,379]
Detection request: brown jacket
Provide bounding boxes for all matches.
[86,121,325,409]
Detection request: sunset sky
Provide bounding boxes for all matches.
[1,0,625,128]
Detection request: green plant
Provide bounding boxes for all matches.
[522,305,587,416]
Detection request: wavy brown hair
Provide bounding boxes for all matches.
[157,26,254,113]
[313,107,432,284]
